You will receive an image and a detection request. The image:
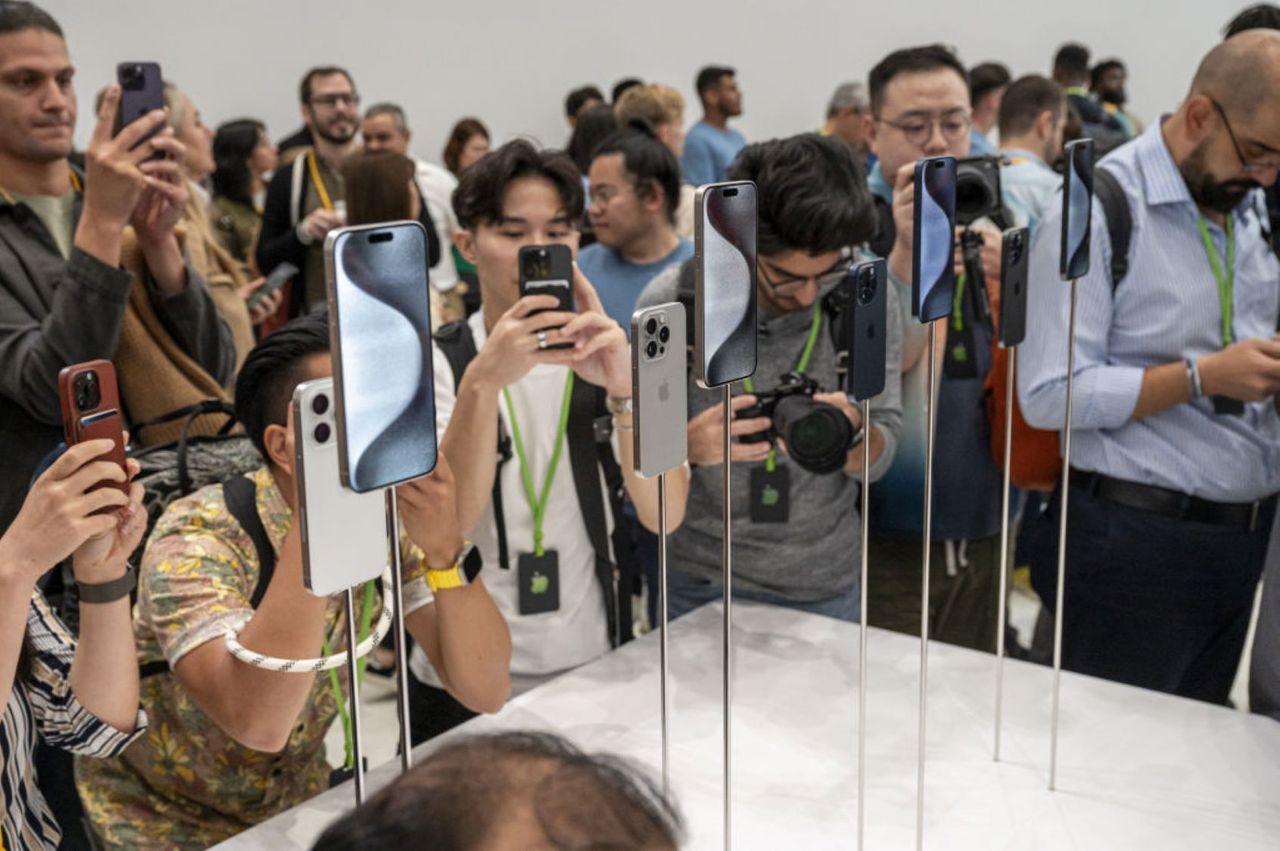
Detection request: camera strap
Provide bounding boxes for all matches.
[743,303,823,472]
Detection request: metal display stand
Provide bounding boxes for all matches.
[387,488,413,774]
[342,586,367,803]
[916,322,940,851]
[721,384,734,849]
[1050,279,1079,791]
[993,346,1016,761]
[658,470,671,796]
[857,398,872,851]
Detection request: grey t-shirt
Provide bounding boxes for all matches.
[13,190,74,259]
[636,261,904,602]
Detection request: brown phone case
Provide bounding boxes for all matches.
[57,359,129,509]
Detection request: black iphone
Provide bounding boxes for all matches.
[998,227,1029,348]
[845,258,887,402]
[519,244,575,349]
[114,62,164,157]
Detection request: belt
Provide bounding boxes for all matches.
[1068,469,1274,533]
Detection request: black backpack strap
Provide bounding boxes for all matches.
[1093,167,1132,291]
[869,193,895,260]
[140,475,274,679]
[434,319,513,569]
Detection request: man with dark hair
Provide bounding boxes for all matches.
[638,133,902,620]
[0,0,233,532]
[1021,32,1280,705]
[862,44,1009,651]
[256,66,360,317]
[969,62,1011,155]
[681,65,745,186]
[312,731,682,851]
[998,74,1068,232]
[564,84,604,128]
[611,77,643,103]
[1226,2,1280,36]
[579,123,692,328]
[1052,42,1125,148]
[77,313,512,848]
[408,138,689,742]
[1091,59,1143,139]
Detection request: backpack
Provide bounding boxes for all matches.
[985,167,1131,490]
[433,320,639,648]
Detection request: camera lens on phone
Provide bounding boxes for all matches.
[74,372,101,411]
[312,394,329,415]
[646,318,658,336]
[658,326,670,343]
[646,340,658,358]
[314,423,331,443]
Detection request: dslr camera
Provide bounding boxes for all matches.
[954,156,1007,321]
[738,372,859,474]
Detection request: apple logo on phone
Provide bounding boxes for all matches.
[658,380,670,403]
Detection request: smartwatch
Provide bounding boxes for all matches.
[426,542,482,592]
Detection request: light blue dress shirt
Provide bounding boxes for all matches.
[970,127,997,156]
[999,147,1062,237]
[1019,122,1280,502]
[681,121,747,186]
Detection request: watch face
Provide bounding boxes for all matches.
[462,543,483,582]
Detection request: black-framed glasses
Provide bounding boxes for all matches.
[1208,97,1280,175]
[758,251,853,295]
[876,110,972,147]
[310,92,360,109]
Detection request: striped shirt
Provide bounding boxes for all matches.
[1019,120,1280,502]
[2,590,145,850]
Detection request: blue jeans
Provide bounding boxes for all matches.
[665,567,861,623]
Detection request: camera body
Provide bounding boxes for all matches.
[955,156,1004,227]
[738,372,856,474]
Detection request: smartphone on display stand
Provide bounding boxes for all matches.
[519,244,575,349]
[998,227,1030,348]
[114,62,164,156]
[1060,138,1095,281]
[325,220,438,493]
[247,261,299,311]
[844,259,888,402]
[293,378,388,596]
[694,180,758,388]
[912,156,957,322]
[58,360,129,510]
[631,303,688,478]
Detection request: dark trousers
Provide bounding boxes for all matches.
[408,674,478,746]
[1026,482,1273,704]
[866,534,1001,653]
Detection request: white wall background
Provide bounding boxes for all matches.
[45,0,1239,166]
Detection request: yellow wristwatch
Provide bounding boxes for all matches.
[426,542,480,592]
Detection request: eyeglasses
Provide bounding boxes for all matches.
[1208,97,1280,175]
[877,111,972,147]
[310,92,360,109]
[758,253,852,296]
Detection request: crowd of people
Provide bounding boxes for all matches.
[3,0,1280,848]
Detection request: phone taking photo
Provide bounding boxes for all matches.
[325,220,437,493]
[694,180,758,388]
[999,227,1030,347]
[631,303,688,478]
[518,244,575,349]
[845,259,888,402]
[912,156,958,322]
[114,62,164,157]
[293,378,388,596]
[1060,138,1095,281]
[57,360,129,512]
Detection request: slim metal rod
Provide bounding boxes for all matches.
[388,488,413,773]
[1050,280,1078,791]
[994,345,1016,762]
[858,399,872,851]
[658,470,671,798]
[344,585,366,804]
[721,384,733,850]
[917,322,939,851]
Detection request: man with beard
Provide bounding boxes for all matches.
[256,66,360,316]
[1019,30,1280,704]
[1091,59,1143,139]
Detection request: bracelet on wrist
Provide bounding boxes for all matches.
[77,564,136,605]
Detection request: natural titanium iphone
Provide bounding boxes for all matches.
[631,303,688,478]
[694,181,758,388]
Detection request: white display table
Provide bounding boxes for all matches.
[216,601,1280,850]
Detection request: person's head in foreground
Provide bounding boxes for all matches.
[311,731,682,851]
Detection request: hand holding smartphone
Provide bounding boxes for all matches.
[845,259,888,402]
[694,180,758,388]
[247,262,299,311]
[58,360,129,511]
[518,245,575,349]
[631,303,688,477]
[912,156,958,322]
[1060,139,1095,281]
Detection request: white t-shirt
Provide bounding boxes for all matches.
[410,312,612,691]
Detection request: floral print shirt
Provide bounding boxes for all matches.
[76,467,431,849]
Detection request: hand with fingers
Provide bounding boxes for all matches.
[0,439,142,588]
[240,277,285,325]
[79,84,174,236]
[1200,337,1280,403]
[396,455,466,570]
[687,394,773,466]
[558,264,630,398]
[468,294,579,391]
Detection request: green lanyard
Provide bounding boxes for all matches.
[503,371,575,556]
[321,579,376,770]
[951,274,968,332]
[742,303,823,472]
[1196,215,1236,348]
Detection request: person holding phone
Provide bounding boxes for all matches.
[408,138,689,743]
[636,134,903,621]
[0,2,235,534]
[77,314,512,849]
[857,44,1011,654]
[1,439,149,850]
[1020,32,1280,704]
